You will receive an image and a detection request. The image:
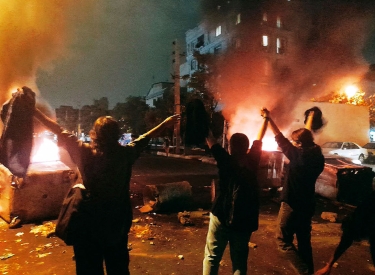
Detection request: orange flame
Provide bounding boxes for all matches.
[31,137,60,163]
[261,137,279,151]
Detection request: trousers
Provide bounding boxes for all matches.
[276,202,314,275]
[203,213,252,275]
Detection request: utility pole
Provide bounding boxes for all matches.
[77,103,81,137]
[173,39,181,154]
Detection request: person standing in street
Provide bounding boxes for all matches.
[202,114,268,275]
[261,108,324,275]
[33,98,180,275]
[163,136,170,156]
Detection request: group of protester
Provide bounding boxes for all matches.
[203,107,375,275]
[7,86,373,275]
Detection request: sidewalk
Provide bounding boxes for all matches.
[156,151,217,165]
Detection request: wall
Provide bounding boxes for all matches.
[289,101,369,146]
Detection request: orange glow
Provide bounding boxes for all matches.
[0,0,95,105]
[344,85,359,99]
[227,108,279,152]
[261,137,279,151]
[31,138,60,163]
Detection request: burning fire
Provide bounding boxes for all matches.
[227,108,280,152]
[261,137,279,151]
[31,137,60,163]
[344,85,359,99]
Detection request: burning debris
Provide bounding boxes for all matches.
[321,212,338,223]
[29,222,56,237]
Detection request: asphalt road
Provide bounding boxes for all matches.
[0,153,374,275]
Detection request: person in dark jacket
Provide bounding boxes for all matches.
[33,103,179,275]
[261,108,325,275]
[202,116,268,275]
[315,190,375,275]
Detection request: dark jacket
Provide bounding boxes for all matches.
[275,132,324,212]
[58,132,150,246]
[210,140,262,232]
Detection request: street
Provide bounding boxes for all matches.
[0,153,374,275]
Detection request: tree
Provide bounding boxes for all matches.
[145,87,189,139]
[185,51,221,121]
[112,96,149,135]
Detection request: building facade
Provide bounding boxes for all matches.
[145,82,174,107]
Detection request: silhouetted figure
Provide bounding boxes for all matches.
[163,136,170,156]
[33,96,180,275]
[202,114,268,275]
[262,108,324,275]
[315,190,375,275]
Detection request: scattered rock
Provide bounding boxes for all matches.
[177,211,194,226]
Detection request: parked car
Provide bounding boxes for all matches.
[321,141,368,163]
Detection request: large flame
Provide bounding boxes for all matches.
[344,84,359,99]
[227,107,279,151]
[31,137,60,163]
[261,137,279,151]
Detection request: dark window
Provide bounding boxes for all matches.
[214,44,222,54]
[196,35,204,48]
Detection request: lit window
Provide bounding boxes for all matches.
[262,35,268,47]
[236,13,241,25]
[215,25,222,36]
[276,38,286,54]
[277,16,282,28]
[263,13,267,22]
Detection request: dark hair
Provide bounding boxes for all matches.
[291,128,314,147]
[230,133,249,156]
[304,106,324,132]
[89,116,120,150]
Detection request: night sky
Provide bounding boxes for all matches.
[2,1,374,111]
[35,0,201,109]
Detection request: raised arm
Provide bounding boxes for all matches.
[143,115,180,138]
[261,108,281,136]
[256,113,269,141]
[34,108,63,135]
[305,111,314,131]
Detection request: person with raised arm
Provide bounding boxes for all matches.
[203,114,268,275]
[261,108,324,275]
[33,99,180,275]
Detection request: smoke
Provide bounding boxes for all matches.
[0,0,97,106]
[200,0,375,141]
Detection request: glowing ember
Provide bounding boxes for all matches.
[31,138,60,163]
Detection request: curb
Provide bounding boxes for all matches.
[156,151,217,165]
